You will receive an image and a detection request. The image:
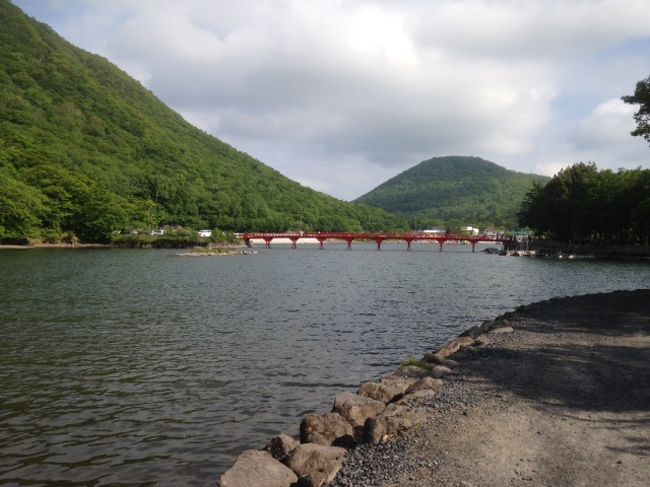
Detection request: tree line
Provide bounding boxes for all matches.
[518,163,650,244]
[518,75,650,244]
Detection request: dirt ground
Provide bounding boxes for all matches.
[331,289,650,487]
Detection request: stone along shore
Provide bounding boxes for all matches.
[218,289,650,487]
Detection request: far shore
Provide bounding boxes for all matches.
[0,243,112,249]
[0,242,245,250]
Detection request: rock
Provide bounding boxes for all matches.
[286,443,346,487]
[441,358,459,369]
[332,392,386,428]
[406,377,443,395]
[489,325,514,334]
[363,405,427,444]
[473,335,491,346]
[430,365,452,378]
[264,433,299,461]
[421,352,444,364]
[459,325,483,338]
[379,374,417,394]
[220,449,298,487]
[300,412,354,447]
[358,381,404,404]
[436,336,476,359]
[395,365,430,378]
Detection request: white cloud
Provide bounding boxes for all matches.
[15,0,650,199]
[574,98,638,147]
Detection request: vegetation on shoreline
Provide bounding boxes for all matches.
[111,228,239,248]
[356,156,548,229]
[0,0,405,244]
[518,163,650,244]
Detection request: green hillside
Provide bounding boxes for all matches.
[0,0,405,243]
[356,156,549,229]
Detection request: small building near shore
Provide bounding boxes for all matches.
[198,229,213,238]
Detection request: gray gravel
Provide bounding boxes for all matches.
[327,289,650,487]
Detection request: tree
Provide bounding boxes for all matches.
[622,75,650,145]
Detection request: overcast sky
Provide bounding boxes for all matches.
[15,0,650,200]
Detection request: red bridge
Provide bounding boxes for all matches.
[242,232,505,252]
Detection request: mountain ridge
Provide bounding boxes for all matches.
[0,0,404,243]
[356,155,549,228]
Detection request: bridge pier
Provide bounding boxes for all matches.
[405,238,414,251]
[471,240,478,252]
[436,239,444,252]
[345,238,354,250]
[290,237,299,249]
[263,237,273,249]
[317,237,326,250]
[374,238,384,251]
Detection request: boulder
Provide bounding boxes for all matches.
[332,392,386,427]
[286,443,347,487]
[379,374,417,395]
[395,365,429,378]
[436,336,476,359]
[264,433,299,461]
[220,449,297,487]
[358,378,410,404]
[430,365,453,378]
[300,412,354,447]
[422,352,444,364]
[363,405,427,444]
[358,382,393,404]
[406,377,443,395]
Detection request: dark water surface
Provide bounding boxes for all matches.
[1,245,649,485]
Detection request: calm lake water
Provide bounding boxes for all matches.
[1,244,649,485]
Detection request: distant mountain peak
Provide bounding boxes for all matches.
[356,155,548,228]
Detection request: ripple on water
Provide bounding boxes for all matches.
[1,247,649,485]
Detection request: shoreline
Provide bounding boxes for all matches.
[0,243,245,250]
[218,289,650,486]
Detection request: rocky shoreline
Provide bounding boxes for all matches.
[217,289,650,487]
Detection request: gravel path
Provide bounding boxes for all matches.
[327,289,650,487]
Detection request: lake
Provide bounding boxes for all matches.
[1,244,649,485]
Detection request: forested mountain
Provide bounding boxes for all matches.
[356,156,548,228]
[0,0,405,243]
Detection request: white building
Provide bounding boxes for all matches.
[421,228,446,235]
[198,229,213,238]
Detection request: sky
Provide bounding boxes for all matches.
[14,0,650,200]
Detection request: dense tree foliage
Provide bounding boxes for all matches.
[518,163,650,243]
[356,156,548,229]
[0,1,405,243]
[622,75,650,145]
